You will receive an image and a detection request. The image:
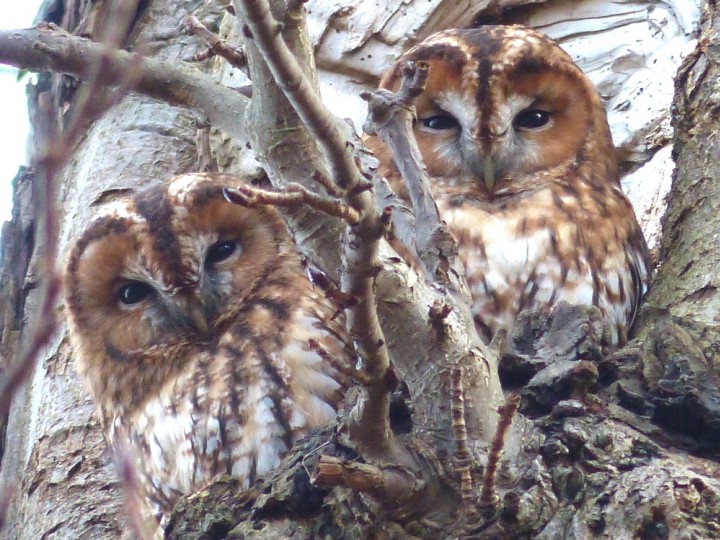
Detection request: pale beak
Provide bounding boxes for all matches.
[483,155,496,194]
[186,296,210,336]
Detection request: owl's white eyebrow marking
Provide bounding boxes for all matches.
[167,174,202,205]
[436,90,477,133]
[493,93,535,133]
[91,200,146,224]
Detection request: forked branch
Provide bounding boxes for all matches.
[362,61,457,283]
[235,0,394,455]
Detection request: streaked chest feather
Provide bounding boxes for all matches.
[438,194,639,345]
[109,307,345,523]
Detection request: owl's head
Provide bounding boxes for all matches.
[64,173,294,407]
[375,25,617,197]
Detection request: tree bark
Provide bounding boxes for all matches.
[1,0,718,539]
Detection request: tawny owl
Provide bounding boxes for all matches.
[64,173,351,526]
[365,26,650,347]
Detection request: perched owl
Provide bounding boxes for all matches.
[64,173,351,526]
[365,26,650,347]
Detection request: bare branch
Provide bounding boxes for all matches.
[0,25,250,139]
[234,0,364,191]
[184,15,248,70]
[311,455,423,502]
[224,183,360,224]
[235,0,394,454]
[480,393,520,509]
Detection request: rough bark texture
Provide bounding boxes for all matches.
[1,0,719,538]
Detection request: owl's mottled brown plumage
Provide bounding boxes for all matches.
[64,173,351,526]
[366,26,650,346]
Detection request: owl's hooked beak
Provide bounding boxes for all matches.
[483,156,496,194]
[178,294,210,336]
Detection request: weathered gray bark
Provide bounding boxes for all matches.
[1,0,719,539]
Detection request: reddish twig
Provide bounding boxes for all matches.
[115,444,154,540]
[305,265,358,311]
[479,393,520,509]
[311,455,423,502]
[224,183,360,224]
[0,91,61,417]
[309,338,368,385]
[0,5,147,414]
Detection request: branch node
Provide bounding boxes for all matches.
[346,179,373,197]
[311,169,345,198]
[379,206,394,237]
[184,15,248,69]
[305,265,358,311]
[362,57,456,282]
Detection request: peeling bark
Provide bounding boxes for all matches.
[1,0,719,539]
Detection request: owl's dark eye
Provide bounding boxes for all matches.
[117,281,153,305]
[514,109,551,130]
[206,240,238,265]
[422,115,460,131]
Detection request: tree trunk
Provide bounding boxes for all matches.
[1,0,718,538]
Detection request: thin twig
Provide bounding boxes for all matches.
[311,169,345,198]
[305,265,358,312]
[0,91,61,416]
[184,15,248,70]
[451,366,475,510]
[479,393,520,509]
[223,183,360,224]
[0,10,152,535]
[309,338,368,385]
[0,4,148,415]
[236,0,393,452]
